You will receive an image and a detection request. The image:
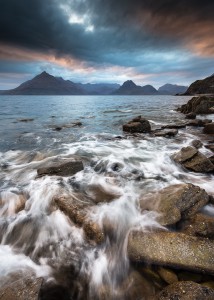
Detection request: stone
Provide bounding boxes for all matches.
[140,183,209,226]
[185,112,196,119]
[203,123,214,134]
[157,267,178,284]
[205,144,214,152]
[123,116,151,133]
[86,184,121,204]
[157,281,214,300]
[186,119,212,127]
[0,276,43,300]
[172,146,214,173]
[18,118,34,122]
[179,96,214,114]
[37,159,84,177]
[154,129,178,137]
[161,123,186,129]
[191,139,203,149]
[181,213,214,239]
[128,230,214,274]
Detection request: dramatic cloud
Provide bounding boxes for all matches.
[0,0,213,88]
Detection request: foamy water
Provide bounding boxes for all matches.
[0,95,213,298]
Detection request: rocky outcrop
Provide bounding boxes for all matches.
[123,116,151,133]
[0,276,43,300]
[185,112,196,119]
[157,281,214,300]
[37,159,84,177]
[178,96,214,114]
[140,183,209,226]
[184,73,214,95]
[203,123,214,134]
[172,146,214,173]
[127,230,214,274]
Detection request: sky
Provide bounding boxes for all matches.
[0,0,214,89]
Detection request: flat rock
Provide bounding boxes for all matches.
[123,116,151,133]
[140,183,209,226]
[153,129,178,137]
[204,123,214,134]
[157,281,214,300]
[0,276,43,300]
[172,146,214,173]
[128,230,214,274]
[37,159,84,177]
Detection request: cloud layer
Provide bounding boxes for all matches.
[0,0,213,88]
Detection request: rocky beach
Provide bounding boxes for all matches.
[0,94,213,299]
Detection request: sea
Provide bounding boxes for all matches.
[0,95,213,298]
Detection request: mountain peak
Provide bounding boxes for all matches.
[122,80,136,88]
[36,71,52,79]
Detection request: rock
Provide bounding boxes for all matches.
[179,96,214,114]
[55,195,104,244]
[123,116,151,133]
[205,144,214,152]
[191,139,203,149]
[161,123,186,129]
[140,183,209,226]
[0,276,43,300]
[18,118,34,122]
[186,119,212,127]
[37,159,84,177]
[201,281,214,290]
[209,155,214,164]
[181,213,214,239]
[157,267,178,284]
[127,230,214,274]
[53,126,62,131]
[185,112,196,119]
[172,146,214,173]
[157,281,214,300]
[204,123,214,134]
[154,129,178,137]
[86,184,121,204]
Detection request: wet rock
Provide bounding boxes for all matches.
[157,267,178,284]
[191,139,203,149]
[179,96,214,114]
[53,126,62,131]
[123,116,151,133]
[128,230,214,274]
[205,144,214,152]
[37,159,84,177]
[185,119,212,127]
[86,184,121,204]
[161,123,186,129]
[0,191,26,216]
[0,276,43,300]
[140,183,209,226]
[172,146,214,173]
[153,129,178,137]
[55,195,104,244]
[203,123,214,134]
[157,281,214,300]
[185,112,196,119]
[181,213,214,239]
[18,118,34,122]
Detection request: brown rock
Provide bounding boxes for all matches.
[86,184,121,204]
[185,112,196,119]
[0,276,43,300]
[203,123,214,134]
[128,230,214,274]
[157,267,178,284]
[123,116,151,133]
[181,213,214,239]
[37,159,83,177]
[179,96,214,114]
[191,139,203,149]
[172,146,214,173]
[154,129,178,137]
[157,281,214,300]
[205,144,214,152]
[140,183,209,226]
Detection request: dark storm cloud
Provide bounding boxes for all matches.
[0,0,214,66]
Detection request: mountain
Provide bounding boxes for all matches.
[158,84,188,95]
[113,80,159,95]
[77,83,120,95]
[184,74,214,95]
[2,72,121,95]
[3,72,85,95]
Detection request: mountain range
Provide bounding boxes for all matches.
[1,71,189,95]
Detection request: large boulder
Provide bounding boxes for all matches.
[203,123,214,134]
[123,116,151,133]
[157,281,214,300]
[178,96,214,114]
[140,183,209,226]
[127,230,214,274]
[0,276,43,300]
[172,146,214,173]
[37,159,83,177]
